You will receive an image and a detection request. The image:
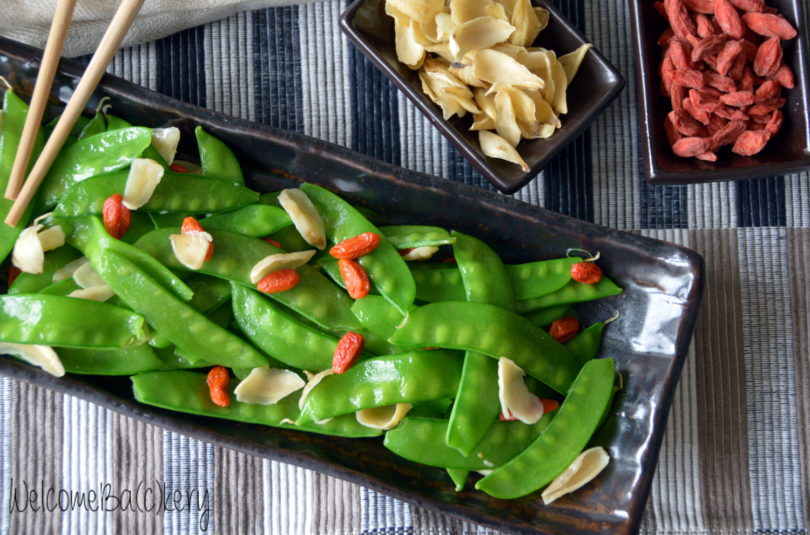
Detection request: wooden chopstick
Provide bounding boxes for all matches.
[4,0,78,201]
[4,0,145,227]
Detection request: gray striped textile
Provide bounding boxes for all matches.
[2,0,810,533]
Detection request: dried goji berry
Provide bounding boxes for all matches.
[754,37,783,78]
[764,109,783,136]
[169,163,189,173]
[729,0,764,12]
[719,90,755,107]
[540,399,561,413]
[705,72,737,93]
[748,97,785,115]
[714,105,749,121]
[667,38,693,70]
[669,110,708,137]
[207,366,231,408]
[772,63,795,89]
[672,68,706,89]
[658,27,676,45]
[738,68,757,93]
[665,115,683,145]
[755,79,781,101]
[257,269,301,293]
[262,237,282,247]
[329,232,381,260]
[683,96,711,124]
[696,151,718,161]
[715,0,745,39]
[671,84,687,111]
[710,119,747,148]
[732,129,771,155]
[664,0,697,39]
[715,40,743,76]
[7,266,21,287]
[102,194,131,240]
[690,89,720,113]
[742,12,797,39]
[691,34,727,62]
[338,259,370,299]
[549,316,581,344]
[684,0,716,14]
[570,262,604,285]
[332,332,364,374]
[661,56,676,96]
[673,136,713,157]
[739,39,759,62]
[695,14,715,38]
[181,216,213,261]
[728,53,747,81]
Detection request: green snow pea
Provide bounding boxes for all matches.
[523,305,573,327]
[37,278,80,296]
[453,231,513,309]
[0,294,148,348]
[504,257,581,300]
[516,277,622,313]
[231,284,337,371]
[267,225,311,251]
[65,216,193,301]
[1,89,44,262]
[132,370,381,438]
[476,358,615,499]
[140,145,169,169]
[94,250,267,369]
[202,205,291,237]
[298,350,463,424]
[119,213,156,245]
[39,127,153,208]
[379,225,455,248]
[390,302,579,394]
[413,267,466,302]
[566,322,606,367]
[59,345,164,375]
[54,170,258,217]
[8,246,81,294]
[195,126,244,184]
[383,414,554,470]
[134,228,360,331]
[446,468,468,492]
[104,115,132,130]
[186,275,232,314]
[78,112,107,140]
[300,184,416,314]
[350,295,407,340]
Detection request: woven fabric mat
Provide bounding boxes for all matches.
[1,1,809,533]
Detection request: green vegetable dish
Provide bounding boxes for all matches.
[0,90,623,503]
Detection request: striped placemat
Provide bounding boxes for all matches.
[1,0,808,533]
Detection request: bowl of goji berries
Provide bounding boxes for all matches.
[630,0,810,184]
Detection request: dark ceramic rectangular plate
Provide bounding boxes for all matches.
[0,37,702,535]
[631,0,810,184]
[339,0,625,194]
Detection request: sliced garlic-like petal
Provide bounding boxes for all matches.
[385,0,444,23]
[494,90,522,147]
[474,87,497,120]
[470,112,496,131]
[541,446,610,504]
[471,49,545,92]
[449,16,515,61]
[37,226,65,251]
[278,189,326,250]
[123,158,164,210]
[234,367,305,405]
[449,62,485,88]
[424,41,455,63]
[401,246,439,261]
[549,53,569,115]
[450,0,490,24]
[68,285,115,302]
[151,127,180,165]
[527,90,561,128]
[498,357,544,423]
[444,86,481,115]
[509,0,543,47]
[500,0,518,17]
[522,49,556,104]
[356,403,412,430]
[395,19,427,69]
[11,225,45,274]
[72,261,106,289]
[169,231,213,270]
[479,131,530,171]
[298,369,334,409]
[484,2,509,22]
[0,343,64,377]
[249,250,316,284]
[533,7,550,33]
[558,44,593,84]
[53,257,89,282]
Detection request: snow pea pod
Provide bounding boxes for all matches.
[390,302,578,394]
[298,350,463,424]
[300,184,415,314]
[8,246,81,294]
[186,275,232,314]
[413,267,466,302]
[78,112,107,139]
[476,358,616,499]
[134,228,359,331]
[453,231,513,309]
[383,414,554,470]
[447,468,468,492]
[268,225,311,252]
[523,305,572,327]
[195,126,244,184]
[379,225,454,248]
[566,322,606,367]
[0,294,147,349]
[54,170,258,217]
[132,370,381,438]
[515,277,622,313]
[59,345,164,375]
[38,278,80,296]
[104,115,132,130]
[39,127,153,208]
[94,250,267,368]
[231,284,337,371]
[202,205,291,237]
[351,295,407,340]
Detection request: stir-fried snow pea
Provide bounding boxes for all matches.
[300,184,416,314]
[59,345,164,375]
[446,231,510,456]
[104,115,132,131]
[523,305,573,327]
[232,284,337,371]
[66,216,193,301]
[135,228,360,331]
[350,295,407,340]
[78,112,107,140]
[94,250,267,369]
[413,268,466,302]
[447,468,468,492]
[8,246,81,294]
[390,302,578,394]
[186,275,232,314]
[39,127,153,208]
[132,370,381,438]
[566,322,606,367]
[195,126,244,184]
[1,90,43,262]
[268,225,311,251]
[476,358,615,498]
[504,257,580,300]
[379,225,455,248]
[201,205,291,237]
[383,414,554,470]
[516,277,622,313]
[120,213,156,245]
[38,278,80,296]
[0,294,147,348]
[54,170,258,217]
[298,350,463,424]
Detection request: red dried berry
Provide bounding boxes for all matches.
[338,259,370,299]
[570,262,604,285]
[333,332,365,374]
[329,232,381,260]
[732,129,771,155]
[742,12,798,39]
[257,269,301,293]
[102,194,131,240]
[207,366,231,408]
[549,316,582,344]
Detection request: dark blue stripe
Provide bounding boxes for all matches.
[447,149,497,191]
[736,176,786,227]
[252,7,304,132]
[155,26,207,107]
[639,181,689,229]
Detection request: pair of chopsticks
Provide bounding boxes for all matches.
[4,0,145,227]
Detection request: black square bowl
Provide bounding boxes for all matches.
[0,37,701,535]
[630,0,810,184]
[339,0,625,194]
